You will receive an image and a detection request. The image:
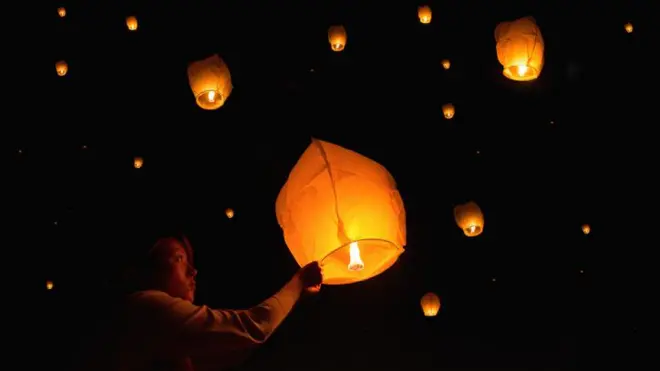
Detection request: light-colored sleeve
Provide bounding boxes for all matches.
[130,275,304,358]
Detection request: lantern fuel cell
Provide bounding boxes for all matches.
[276,139,406,285]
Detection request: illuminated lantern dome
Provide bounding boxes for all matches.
[126,16,138,31]
[276,139,406,285]
[420,292,440,316]
[582,224,590,235]
[55,60,68,76]
[442,103,455,119]
[58,7,66,17]
[226,208,234,218]
[624,23,633,33]
[441,59,450,70]
[187,54,233,110]
[454,201,484,237]
[494,16,544,81]
[418,6,431,24]
[133,156,143,169]
[328,25,347,52]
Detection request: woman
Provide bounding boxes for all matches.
[80,234,323,371]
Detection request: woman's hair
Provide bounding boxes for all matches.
[118,233,194,294]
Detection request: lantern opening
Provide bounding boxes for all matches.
[320,238,403,285]
[465,224,481,235]
[196,90,224,110]
[332,43,344,51]
[503,64,538,81]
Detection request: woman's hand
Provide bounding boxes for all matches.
[296,261,323,293]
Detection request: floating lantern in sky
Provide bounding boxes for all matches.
[442,103,455,119]
[420,292,440,316]
[187,54,233,110]
[58,7,66,17]
[225,208,234,218]
[454,201,484,237]
[582,224,590,235]
[46,280,54,290]
[55,60,68,76]
[441,59,451,69]
[495,16,544,81]
[624,22,633,33]
[418,6,432,24]
[133,156,143,169]
[328,25,347,52]
[276,139,406,285]
[126,16,138,31]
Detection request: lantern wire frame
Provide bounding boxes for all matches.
[313,139,405,285]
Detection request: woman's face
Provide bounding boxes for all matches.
[152,240,197,302]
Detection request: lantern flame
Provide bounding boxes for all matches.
[467,225,477,234]
[516,65,528,77]
[208,91,215,102]
[347,242,364,271]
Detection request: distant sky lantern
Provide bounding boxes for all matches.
[46,280,54,290]
[582,224,590,235]
[187,54,233,110]
[133,156,143,169]
[441,59,451,69]
[55,60,68,76]
[454,201,484,237]
[225,208,234,218]
[418,6,432,24]
[420,292,440,316]
[126,16,138,31]
[624,22,633,33]
[328,25,347,52]
[276,138,406,285]
[442,103,455,119]
[495,16,544,81]
[58,7,66,17]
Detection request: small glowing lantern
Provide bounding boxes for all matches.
[418,6,432,24]
[328,25,347,52]
[276,139,406,285]
[454,201,484,237]
[58,7,66,17]
[133,156,143,168]
[46,280,54,290]
[226,208,234,218]
[441,59,451,70]
[495,16,544,81]
[582,224,590,235]
[126,16,138,31]
[420,292,440,316]
[624,23,633,33]
[187,54,233,110]
[442,103,455,119]
[55,60,68,76]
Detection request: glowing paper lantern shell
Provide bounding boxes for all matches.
[276,139,406,285]
[56,60,68,76]
[582,224,590,235]
[454,201,484,237]
[495,16,544,81]
[126,16,138,30]
[418,6,432,24]
[420,292,440,316]
[328,25,347,52]
[187,54,233,110]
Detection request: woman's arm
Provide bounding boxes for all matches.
[129,274,304,358]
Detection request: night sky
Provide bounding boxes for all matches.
[17,1,650,369]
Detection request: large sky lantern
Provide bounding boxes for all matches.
[55,60,68,76]
[418,6,432,24]
[187,54,233,110]
[126,16,138,31]
[57,7,66,17]
[276,139,406,285]
[494,16,544,81]
[454,201,484,237]
[328,25,347,52]
[420,292,440,316]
